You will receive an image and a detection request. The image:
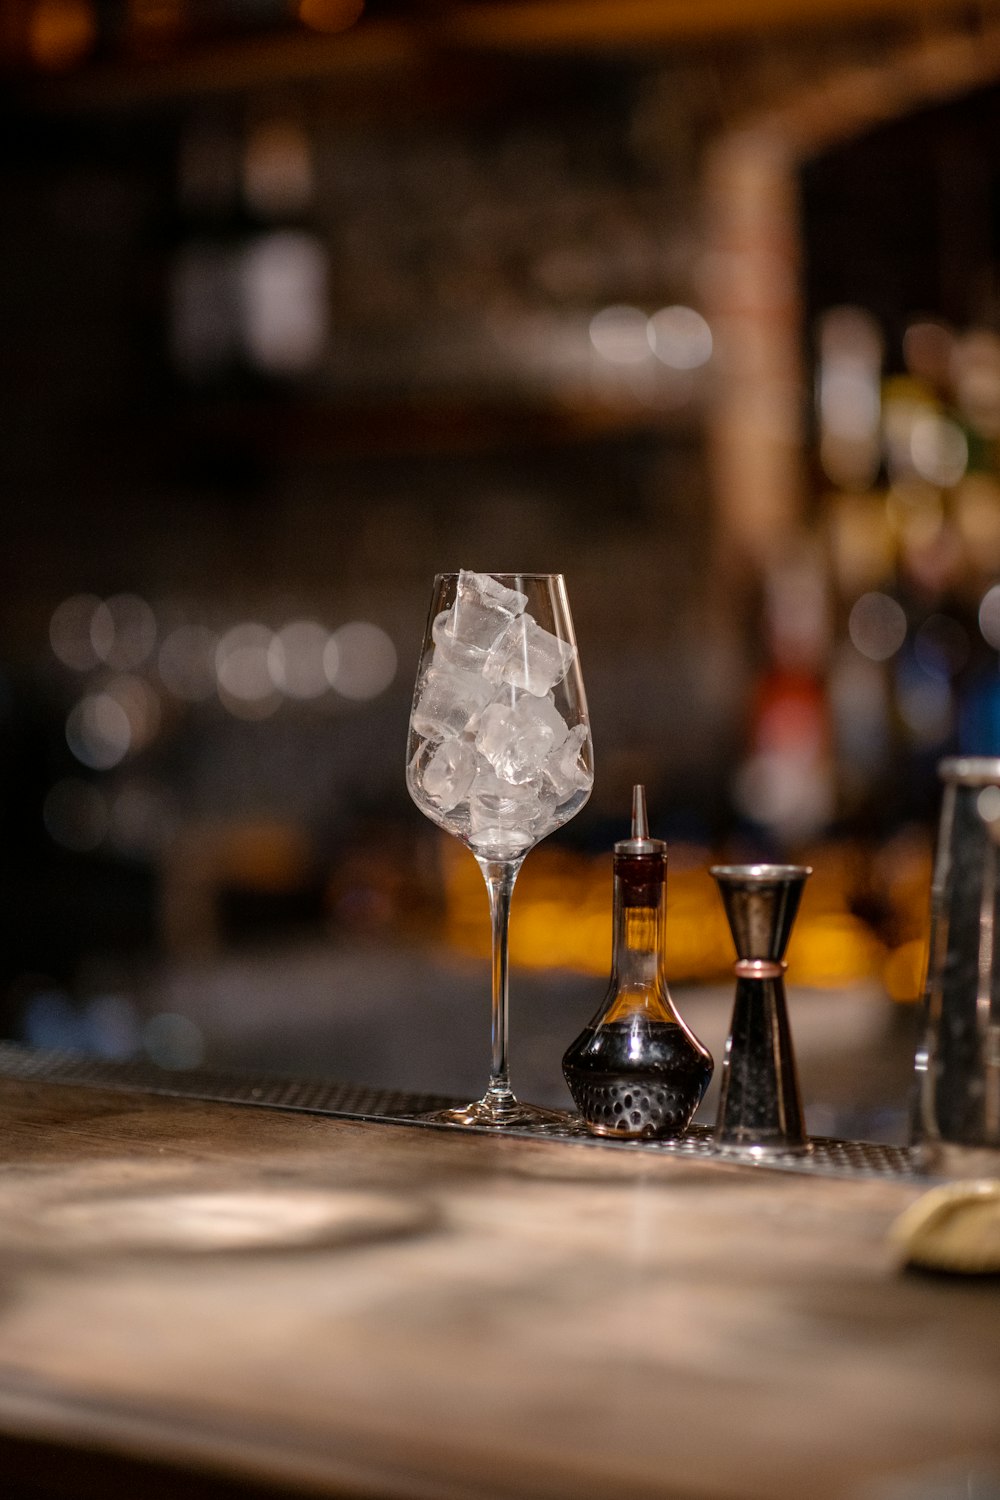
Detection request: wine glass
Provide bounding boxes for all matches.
[406,571,594,1127]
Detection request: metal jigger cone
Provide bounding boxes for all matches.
[710,864,812,1156]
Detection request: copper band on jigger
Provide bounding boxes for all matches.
[733,959,787,980]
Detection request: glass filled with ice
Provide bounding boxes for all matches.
[406,571,594,1127]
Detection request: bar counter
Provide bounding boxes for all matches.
[0,1057,998,1500]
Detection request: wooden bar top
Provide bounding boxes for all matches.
[0,1075,997,1500]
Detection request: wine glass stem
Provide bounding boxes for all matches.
[476,855,524,1112]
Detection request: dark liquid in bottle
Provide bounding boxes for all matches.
[563,1018,712,1139]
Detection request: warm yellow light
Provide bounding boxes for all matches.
[297,0,365,34]
[436,836,921,992]
[219,822,310,892]
[787,913,886,987]
[883,939,928,1004]
[663,886,731,980]
[441,842,613,976]
[441,843,733,983]
[28,0,96,70]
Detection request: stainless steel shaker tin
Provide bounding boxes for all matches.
[912,756,1000,1175]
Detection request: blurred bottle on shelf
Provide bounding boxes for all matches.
[814,306,1000,829]
[731,543,835,851]
[168,110,328,391]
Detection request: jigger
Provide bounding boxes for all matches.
[710,864,812,1156]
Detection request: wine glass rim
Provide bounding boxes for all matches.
[432,571,565,582]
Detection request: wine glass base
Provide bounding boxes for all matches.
[422,1098,573,1131]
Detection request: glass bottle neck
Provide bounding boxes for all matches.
[604,852,676,1023]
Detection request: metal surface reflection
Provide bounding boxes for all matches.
[710,864,813,1158]
[912,757,1000,1175]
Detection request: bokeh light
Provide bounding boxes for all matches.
[216,623,280,717]
[817,307,883,490]
[953,328,1000,438]
[902,318,954,388]
[955,476,1000,574]
[48,590,156,672]
[297,0,365,33]
[50,594,113,671]
[268,621,330,699]
[647,305,712,369]
[909,412,968,488]
[589,305,650,364]
[848,591,907,662]
[27,0,97,70]
[882,382,935,481]
[243,120,314,219]
[731,749,833,844]
[979,585,1000,650]
[828,494,895,594]
[977,785,1000,824]
[240,231,328,374]
[325,621,396,700]
[84,993,141,1059]
[66,693,132,770]
[101,593,158,670]
[104,674,162,751]
[882,938,927,1004]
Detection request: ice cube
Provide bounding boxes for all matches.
[475,693,569,785]
[411,664,492,741]
[468,761,557,855]
[544,722,593,801]
[486,613,577,697]
[418,737,477,811]
[449,570,528,655]
[431,609,489,674]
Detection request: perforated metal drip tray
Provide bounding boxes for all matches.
[0,1042,918,1181]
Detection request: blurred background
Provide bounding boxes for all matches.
[3,0,1000,1140]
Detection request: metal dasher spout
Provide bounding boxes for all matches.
[632,784,648,840]
[615,784,666,856]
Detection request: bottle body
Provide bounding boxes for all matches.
[563,849,712,1139]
